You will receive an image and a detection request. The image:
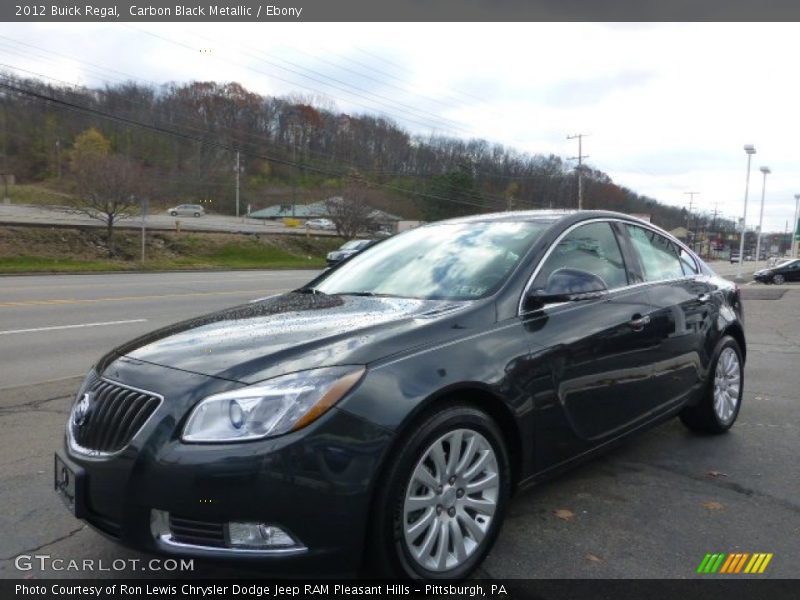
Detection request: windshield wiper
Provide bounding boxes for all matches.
[294,287,327,295]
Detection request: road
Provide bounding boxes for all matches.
[0,203,335,236]
[0,270,319,390]
[0,269,798,579]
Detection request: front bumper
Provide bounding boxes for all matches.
[60,359,393,573]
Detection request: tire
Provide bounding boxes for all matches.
[170,211,178,216]
[194,212,201,217]
[680,335,743,434]
[366,404,511,579]
[773,274,785,285]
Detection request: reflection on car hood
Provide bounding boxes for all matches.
[104,292,475,384]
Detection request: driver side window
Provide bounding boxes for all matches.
[533,222,629,291]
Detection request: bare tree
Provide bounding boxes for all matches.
[324,182,374,240]
[69,154,145,256]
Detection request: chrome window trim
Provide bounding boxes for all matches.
[67,377,164,458]
[517,217,699,316]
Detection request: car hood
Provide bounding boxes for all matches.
[101,292,482,384]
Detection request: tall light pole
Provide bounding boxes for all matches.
[793,193,800,258]
[754,166,770,263]
[736,144,756,279]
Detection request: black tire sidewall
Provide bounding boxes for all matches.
[773,274,784,284]
[371,405,511,580]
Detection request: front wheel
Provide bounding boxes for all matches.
[367,405,510,579]
[680,335,743,434]
[773,273,785,284]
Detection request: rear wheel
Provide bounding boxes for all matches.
[680,336,743,433]
[367,404,510,579]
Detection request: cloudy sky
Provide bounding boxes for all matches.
[2,22,800,232]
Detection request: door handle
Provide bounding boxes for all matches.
[629,314,651,331]
[697,293,711,303]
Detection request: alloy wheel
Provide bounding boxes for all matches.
[713,347,741,425]
[773,274,785,284]
[402,428,499,572]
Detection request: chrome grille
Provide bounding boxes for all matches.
[70,377,161,453]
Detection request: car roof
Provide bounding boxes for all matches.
[435,209,657,229]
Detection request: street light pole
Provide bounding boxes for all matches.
[754,166,770,263]
[736,145,756,280]
[793,193,800,258]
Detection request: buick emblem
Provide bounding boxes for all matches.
[72,392,92,427]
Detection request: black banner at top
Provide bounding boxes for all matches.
[4,0,800,22]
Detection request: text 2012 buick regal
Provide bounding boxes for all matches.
[55,210,745,579]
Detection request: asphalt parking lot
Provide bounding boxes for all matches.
[0,267,798,579]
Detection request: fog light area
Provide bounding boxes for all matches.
[150,509,302,550]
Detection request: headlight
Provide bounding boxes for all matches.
[181,366,365,442]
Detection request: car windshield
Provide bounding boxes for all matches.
[314,220,549,300]
[776,259,797,268]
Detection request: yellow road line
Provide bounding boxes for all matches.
[0,288,287,308]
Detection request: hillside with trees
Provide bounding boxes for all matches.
[0,72,734,235]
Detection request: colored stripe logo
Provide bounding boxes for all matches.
[697,552,773,574]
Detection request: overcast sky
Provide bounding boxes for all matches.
[3,22,800,232]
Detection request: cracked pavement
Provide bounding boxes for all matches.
[0,280,798,579]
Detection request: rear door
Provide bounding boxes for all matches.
[621,224,713,408]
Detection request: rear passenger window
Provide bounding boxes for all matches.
[625,225,684,281]
[534,222,629,290]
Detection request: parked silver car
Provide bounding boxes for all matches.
[305,218,336,230]
[167,204,205,217]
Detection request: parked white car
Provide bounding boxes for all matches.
[305,218,336,230]
[167,204,205,217]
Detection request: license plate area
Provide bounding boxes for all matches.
[54,452,86,518]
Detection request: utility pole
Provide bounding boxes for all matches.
[140,196,148,264]
[1,104,8,203]
[235,151,240,219]
[55,139,62,179]
[567,134,589,210]
[710,203,720,258]
[685,192,699,252]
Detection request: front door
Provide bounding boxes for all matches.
[522,221,661,470]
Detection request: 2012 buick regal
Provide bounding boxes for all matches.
[55,211,746,579]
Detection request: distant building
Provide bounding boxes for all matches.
[249,197,402,230]
[670,226,690,242]
[630,213,651,223]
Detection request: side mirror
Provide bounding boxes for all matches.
[527,268,609,307]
